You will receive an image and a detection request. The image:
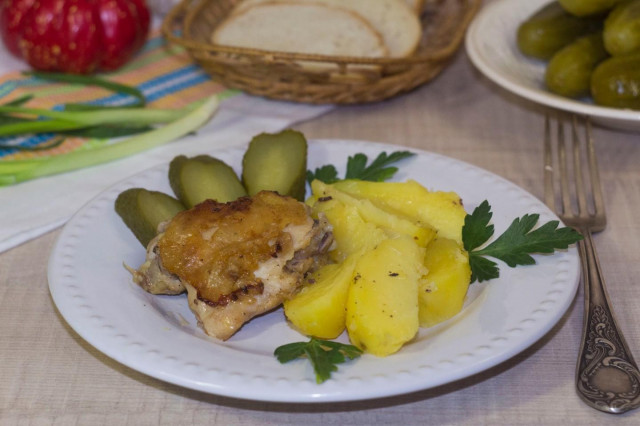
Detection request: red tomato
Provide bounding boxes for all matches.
[0,0,150,73]
[0,0,36,57]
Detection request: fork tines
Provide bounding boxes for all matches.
[543,114,606,231]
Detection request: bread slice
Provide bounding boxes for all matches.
[212,2,388,58]
[232,0,421,57]
[405,0,426,14]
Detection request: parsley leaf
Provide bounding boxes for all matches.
[274,338,363,383]
[306,165,339,184]
[462,200,495,252]
[307,150,415,184]
[463,200,583,283]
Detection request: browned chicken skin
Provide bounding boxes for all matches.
[132,191,333,340]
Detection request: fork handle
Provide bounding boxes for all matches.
[575,228,640,414]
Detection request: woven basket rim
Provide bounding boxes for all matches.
[162,0,481,65]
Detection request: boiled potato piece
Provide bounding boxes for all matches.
[283,256,357,339]
[309,194,386,262]
[346,236,426,357]
[419,238,471,328]
[311,180,436,247]
[332,179,466,244]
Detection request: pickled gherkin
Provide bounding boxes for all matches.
[559,0,626,17]
[591,53,640,109]
[115,188,185,247]
[517,2,603,59]
[242,129,308,201]
[169,155,247,208]
[604,0,640,56]
[545,33,609,98]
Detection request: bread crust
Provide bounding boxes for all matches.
[228,0,421,57]
[212,1,389,58]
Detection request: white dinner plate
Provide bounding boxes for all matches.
[466,0,640,132]
[48,139,580,403]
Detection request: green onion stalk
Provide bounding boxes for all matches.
[0,95,220,186]
[0,104,198,137]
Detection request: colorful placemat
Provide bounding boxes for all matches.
[0,30,238,160]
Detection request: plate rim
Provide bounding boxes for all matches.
[47,138,580,403]
[465,0,640,122]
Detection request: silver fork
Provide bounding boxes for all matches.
[544,114,640,414]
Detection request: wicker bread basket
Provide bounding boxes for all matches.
[162,0,481,104]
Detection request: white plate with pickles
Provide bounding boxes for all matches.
[48,139,580,403]
[466,0,640,132]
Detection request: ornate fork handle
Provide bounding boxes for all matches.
[575,228,640,414]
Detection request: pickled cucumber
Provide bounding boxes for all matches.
[517,2,603,60]
[169,155,247,208]
[591,53,640,109]
[604,0,640,56]
[545,32,609,98]
[242,129,308,201]
[559,0,626,17]
[115,188,185,247]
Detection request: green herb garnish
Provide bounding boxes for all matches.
[58,124,153,139]
[463,200,583,283]
[0,136,65,152]
[0,104,192,137]
[25,71,146,109]
[2,95,33,107]
[274,338,362,383]
[307,164,339,184]
[0,96,219,185]
[307,150,415,184]
[0,73,152,147]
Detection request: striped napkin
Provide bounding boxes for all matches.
[0,30,236,159]
[0,30,333,253]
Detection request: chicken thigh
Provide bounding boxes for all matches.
[133,191,333,340]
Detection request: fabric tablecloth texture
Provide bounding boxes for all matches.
[1,1,639,424]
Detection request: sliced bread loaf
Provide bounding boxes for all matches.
[232,0,421,57]
[212,2,388,58]
[405,0,426,14]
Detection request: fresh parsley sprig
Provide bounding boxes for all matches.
[307,151,415,184]
[274,338,362,383]
[463,200,583,283]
